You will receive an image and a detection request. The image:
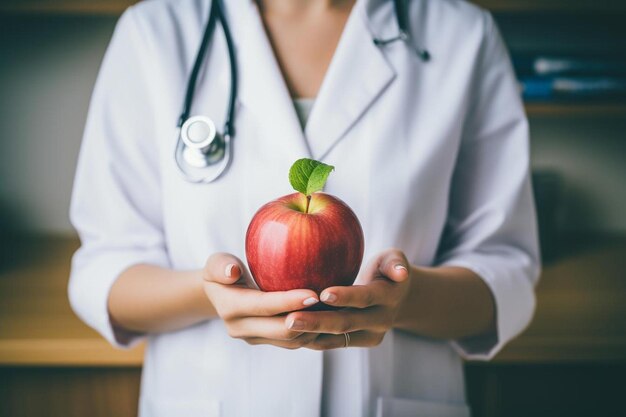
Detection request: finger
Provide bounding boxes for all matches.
[353,249,408,285]
[352,254,380,285]
[320,280,391,308]
[203,253,248,285]
[243,333,319,350]
[227,316,303,341]
[212,286,319,319]
[285,307,390,334]
[378,249,410,283]
[306,331,386,350]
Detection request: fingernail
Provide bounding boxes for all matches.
[288,318,305,330]
[303,297,319,306]
[225,263,236,278]
[321,292,337,303]
[394,264,408,272]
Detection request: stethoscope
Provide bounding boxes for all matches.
[175,0,430,183]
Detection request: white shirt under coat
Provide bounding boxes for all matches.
[68,0,541,416]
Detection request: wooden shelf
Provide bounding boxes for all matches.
[525,102,626,118]
[2,0,625,15]
[0,235,144,366]
[474,0,626,13]
[494,233,626,363]
[0,1,136,15]
[1,233,625,366]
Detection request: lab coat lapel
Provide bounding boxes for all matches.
[235,2,313,162]
[305,2,396,161]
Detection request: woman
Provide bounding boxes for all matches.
[69,0,540,416]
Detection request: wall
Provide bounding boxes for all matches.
[531,118,626,233]
[0,15,116,234]
[498,10,626,234]
[0,13,624,235]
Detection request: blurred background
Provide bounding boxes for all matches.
[0,1,625,416]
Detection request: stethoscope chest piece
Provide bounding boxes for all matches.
[180,115,224,168]
[175,115,233,183]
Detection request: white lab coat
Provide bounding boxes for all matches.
[69,0,540,416]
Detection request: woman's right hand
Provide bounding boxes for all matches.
[202,253,320,349]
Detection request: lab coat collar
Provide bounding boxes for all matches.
[305,0,397,160]
[229,0,396,162]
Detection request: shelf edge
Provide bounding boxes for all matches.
[0,339,144,367]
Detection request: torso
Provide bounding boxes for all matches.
[127,0,500,415]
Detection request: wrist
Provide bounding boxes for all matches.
[190,269,218,319]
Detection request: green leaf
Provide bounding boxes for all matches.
[288,158,335,196]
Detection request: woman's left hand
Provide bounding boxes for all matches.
[284,249,412,350]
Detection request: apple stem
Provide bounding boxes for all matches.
[305,195,311,214]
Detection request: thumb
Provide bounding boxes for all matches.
[379,249,409,283]
[203,253,248,285]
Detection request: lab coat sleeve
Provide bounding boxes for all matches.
[68,7,169,348]
[435,11,541,361]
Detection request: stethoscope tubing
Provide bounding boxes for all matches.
[219,0,238,138]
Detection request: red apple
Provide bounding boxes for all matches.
[245,192,364,295]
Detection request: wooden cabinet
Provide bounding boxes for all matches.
[0,367,141,417]
[465,363,626,417]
